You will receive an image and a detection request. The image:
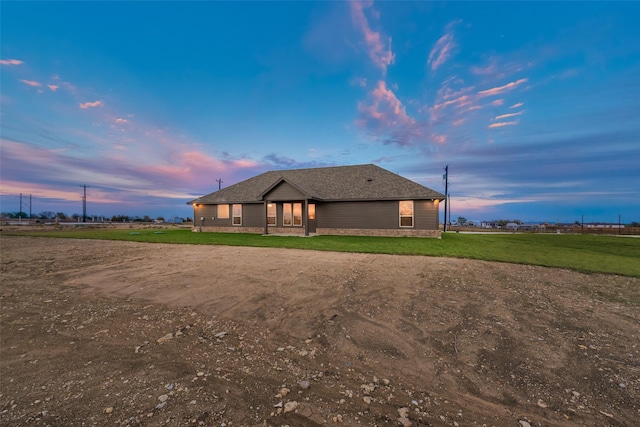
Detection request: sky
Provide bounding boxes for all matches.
[1,1,639,223]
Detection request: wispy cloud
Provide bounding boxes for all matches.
[115,118,128,124]
[349,0,394,73]
[0,59,23,66]
[428,32,455,71]
[47,84,59,92]
[79,100,104,109]
[478,78,528,97]
[510,102,524,109]
[357,80,422,146]
[20,79,42,87]
[488,121,518,128]
[494,111,523,120]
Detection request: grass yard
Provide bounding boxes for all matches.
[5,228,639,277]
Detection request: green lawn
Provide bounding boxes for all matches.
[5,228,640,277]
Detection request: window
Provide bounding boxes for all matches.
[283,203,292,226]
[399,200,414,227]
[267,203,276,225]
[293,203,302,226]
[308,204,316,220]
[217,204,229,219]
[232,204,242,225]
[283,202,303,226]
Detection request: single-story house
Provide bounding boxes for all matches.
[187,164,445,238]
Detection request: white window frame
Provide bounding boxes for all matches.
[283,203,292,226]
[232,204,242,225]
[217,204,229,219]
[399,200,414,228]
[283,202,303,227]
[267,203,276,226]
[293,202,302,226]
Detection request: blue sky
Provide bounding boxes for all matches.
[1,1,639,223]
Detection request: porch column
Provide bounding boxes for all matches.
[304,199,309,236]
[264,200,269,235]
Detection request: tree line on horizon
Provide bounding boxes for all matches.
[1,211,192,223]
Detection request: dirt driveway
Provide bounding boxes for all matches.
[1,236,638,426]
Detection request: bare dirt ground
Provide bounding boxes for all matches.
[1,235,638,427]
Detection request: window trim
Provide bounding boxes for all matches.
[293,202,302,226]
[267,203,276,226]
[232,204,242,226]
[283,202,303,227]
[399,200,414,228]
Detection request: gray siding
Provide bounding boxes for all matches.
[414,200,439,230]
[195,199,439,232]
[318,201,397,229]
[242,203,265,227]
[318,200,439,230]
[264,182,305,201]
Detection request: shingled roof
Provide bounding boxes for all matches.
[188,164,444,205]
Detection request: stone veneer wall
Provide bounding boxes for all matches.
[193,227,441,238]
[316,228,441,238]
[192,226,264,234]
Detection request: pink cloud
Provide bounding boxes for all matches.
[490,99,504,106]
[115,118,128,124]
[428,32,455,71]
[432,94,471,110]
[431,134,447,144]
[350,0,394,73]
[20,79,42,87]
[47,84,59,91]
[359,80,414,127]
[494,111,522,120]
[488,121,518,128]
[357,80,423,146]
[478,78,528,97]
[79,100,104,109]
[1,59,24,65]
[510,102,524,109]
[470,63,498,75]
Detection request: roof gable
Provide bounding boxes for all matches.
[188,164,445,205]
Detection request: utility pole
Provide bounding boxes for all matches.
[19,193,23,223]
[216,178,223,190]
[80,185,88,222]
[443,165,449,232]
[29,194,32,221]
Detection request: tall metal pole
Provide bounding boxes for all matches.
[443,165,449,232]
[29,194,32,221]
[80,185,88,223]
[19,193,22,223]
[216,178,223,190]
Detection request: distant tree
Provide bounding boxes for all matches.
[39,211,55,219]
[14,211,28,218]
[142,215,152,222]
[457,216,467,225]
[111,215,129,222]
[71,214,80,221]
[156,216,165,222]
[56,212,67,220]
[185,217,192,222]
[629,222,639,227]
[514,219,522,225]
